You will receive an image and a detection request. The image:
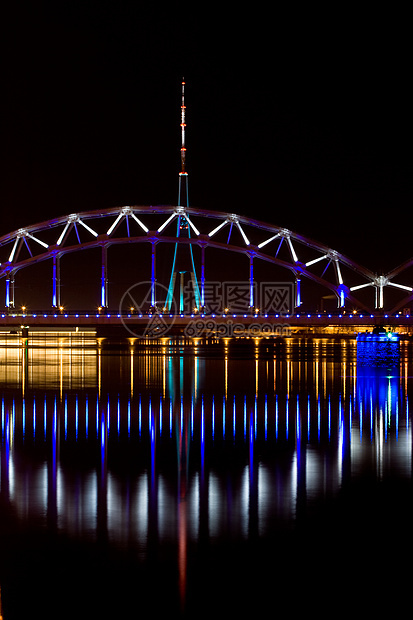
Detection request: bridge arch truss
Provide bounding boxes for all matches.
[0,205,410,314]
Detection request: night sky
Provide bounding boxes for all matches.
[1,3,412,275]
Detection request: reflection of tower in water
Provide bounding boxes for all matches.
[164,79,201,313]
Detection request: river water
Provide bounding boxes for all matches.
[0,335,412,618]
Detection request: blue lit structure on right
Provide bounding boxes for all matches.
[356,326,400,367]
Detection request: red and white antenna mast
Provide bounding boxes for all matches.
[180,77,186,173]
[178,77,189,206]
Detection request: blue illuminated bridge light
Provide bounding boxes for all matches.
[0,311,411,321]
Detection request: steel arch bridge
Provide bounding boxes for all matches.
[0,204,412,314]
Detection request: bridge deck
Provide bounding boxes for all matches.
[1,312,413,337]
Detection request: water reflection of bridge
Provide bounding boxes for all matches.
[1,342,412,550]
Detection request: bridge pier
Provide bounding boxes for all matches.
[5,272,15,309]
[52,253,61,309]
[200,244,205,310]
[295,277,301,308]
[100,245,108,309]
[249,254,255,311]
[151,241,156,308]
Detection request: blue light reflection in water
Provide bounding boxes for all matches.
[0,337,413,618]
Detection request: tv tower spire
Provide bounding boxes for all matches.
[180,77,186,174]
[164,78,201,312]
[178,77,189,207]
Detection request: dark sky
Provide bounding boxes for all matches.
[1,2,412,274]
